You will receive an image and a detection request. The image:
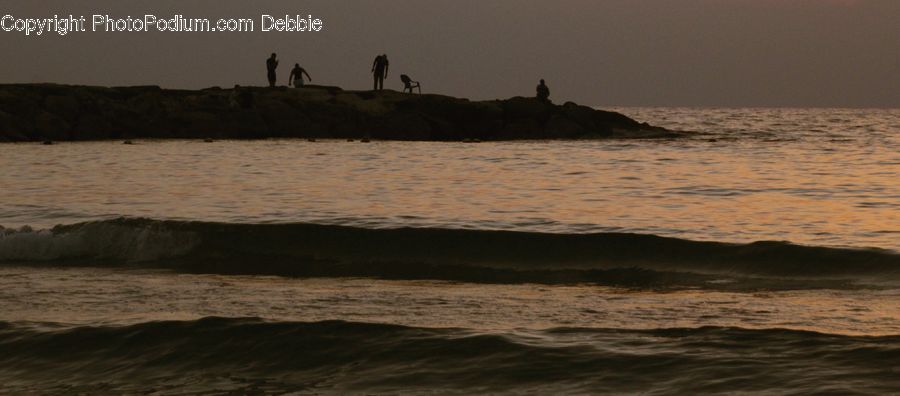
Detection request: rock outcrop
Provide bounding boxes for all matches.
[0,84,683,142]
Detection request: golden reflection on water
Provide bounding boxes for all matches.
[1,137,896,250]
[2,267,898,336]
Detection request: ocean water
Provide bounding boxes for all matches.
[1,107,898,394]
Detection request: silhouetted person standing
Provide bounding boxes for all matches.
[372,54,389,91]
[267,53,279,88]
[289,64,312,88]
[536,79,550,103]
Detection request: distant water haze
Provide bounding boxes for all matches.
[2,0,898,107]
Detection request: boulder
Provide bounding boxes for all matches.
[561,102,599,130]
[381,112,433,140]
[127,92,167,118]
[499,118,543,139]
[0,83,682,142]
[0,111,28,141]
[43,95,81,122]
[500,96,554,122]
[34,111,71,140]
[545,115,587,138]
[74,113,117,139]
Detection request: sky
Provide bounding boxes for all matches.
[1,0,898,107]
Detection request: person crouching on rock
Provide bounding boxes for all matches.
[290,64,312,88]
[536,79,550,103]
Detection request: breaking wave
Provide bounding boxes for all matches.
[1,218,898,288]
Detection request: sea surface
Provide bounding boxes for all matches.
[1,107,898,394]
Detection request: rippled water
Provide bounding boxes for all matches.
[4,267,899,336]
[1,108,898,250]
[1,107,898,394]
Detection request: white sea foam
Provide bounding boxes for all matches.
[0,221,197,262]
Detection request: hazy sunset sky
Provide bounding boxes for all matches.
[2,0,898,107]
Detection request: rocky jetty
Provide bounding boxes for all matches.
[0,84,682,142]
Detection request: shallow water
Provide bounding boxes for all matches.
[1,107,898,394]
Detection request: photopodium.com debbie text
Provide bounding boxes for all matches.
[1,14,324,36]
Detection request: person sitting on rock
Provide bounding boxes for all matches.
[536,79,550,102]
[289,64,312,88]
[266,53,279,88]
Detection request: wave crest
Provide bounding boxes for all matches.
[1,218,897,286]
[0,220,198,262]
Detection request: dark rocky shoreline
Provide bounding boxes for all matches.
[0,84,683,142]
